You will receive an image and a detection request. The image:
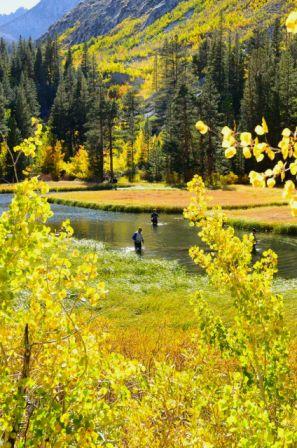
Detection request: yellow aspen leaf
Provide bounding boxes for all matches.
[290,161,297,176]
[255,125,265,136]
[262,117,269,134]
[256,154,265,162]
[283,180,295,199]
[267,148,275,160]
[286,11,297,34]
[240,132,252,147]
[222,135,236,148]
[195,120,209,135]
[225,147,237,159]
[243,147,252,159]
[249,171,265,188]
[282,128,291,137]
[267,178,276,188]
[253,143,267,159]
[221,126,233,137]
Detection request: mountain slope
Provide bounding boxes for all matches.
[0,8,27,41]
[0,8,27,27]
[45,0,182,44]
[45,0,295,48]
[0,0,81,40]
[42,0,295,101]
[55,0,293,71]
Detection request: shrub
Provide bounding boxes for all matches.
[63,146,91,180]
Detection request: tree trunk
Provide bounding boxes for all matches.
[109,125,114,180]
[7,324,31,447]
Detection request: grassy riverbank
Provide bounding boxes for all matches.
[75,241,297,356]
[47,184,297,234]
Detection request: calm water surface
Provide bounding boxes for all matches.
[0,194,296,279]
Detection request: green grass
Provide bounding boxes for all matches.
[75,240,297,336]
[227,218,297,236]
[47,197,183,214]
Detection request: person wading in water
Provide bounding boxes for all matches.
[252,228,258,254]
[151,209,159,227]
[132,228,144,253]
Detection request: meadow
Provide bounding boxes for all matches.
[75,240,297,361]
[48,184,288,210]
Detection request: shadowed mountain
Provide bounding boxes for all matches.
[0,0,81,40]
[0,8,27,41]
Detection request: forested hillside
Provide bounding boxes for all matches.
[0,0,296,185]
[48,0,293,76]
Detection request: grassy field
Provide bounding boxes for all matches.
[226,206,297,234]
[76,241,297,361]
[48,184,288,211]
[227,205,297,224]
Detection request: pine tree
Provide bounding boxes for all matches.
[153,52,159,92]
[50,81,70,153]
[197,73,222,178]
[42,38,60,117]
[13,85,32,139]
[228,34,244,121]
[0,83,7,139]
[0,39,10,88]
[241,44,275,132]
[85,76,108,181]
[163,83,198,182]
[71,69,89,149]
[64,49,73,77]
[105,98,118,180]
[81,43,91,78]
[154,36,188,131]
[19,73,40,117]
[192,38,209,80]
[147,135,165,182]
[121,89,141,182]
[279,47,297,129]
[208,14,226,112]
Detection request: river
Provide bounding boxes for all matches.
[0,194,296,279]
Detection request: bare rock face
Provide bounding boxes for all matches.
[0,0,81,40]
[44,0,183,44]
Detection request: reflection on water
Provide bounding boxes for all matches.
[0,194,296,279]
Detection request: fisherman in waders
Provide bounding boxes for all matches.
[132,228,144,253]
[151,209,159,227]
[252,228,258,254]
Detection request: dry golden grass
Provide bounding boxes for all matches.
[0,181,95,192]
[49,185,286,210]
[226,206,297,224]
